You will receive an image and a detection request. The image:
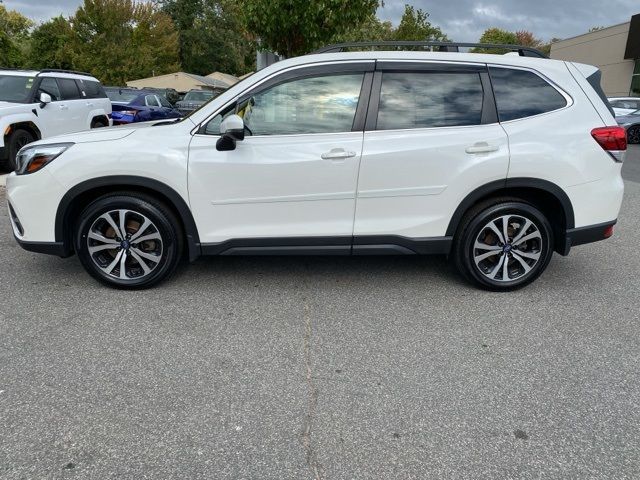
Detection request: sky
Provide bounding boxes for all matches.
[3,0,639,42]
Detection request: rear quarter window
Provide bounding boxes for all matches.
[76,79,107,99]
[489,67,567,121]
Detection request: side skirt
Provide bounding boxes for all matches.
[200,236,453,256]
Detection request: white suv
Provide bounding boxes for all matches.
[5,44,626,290]
[0,69,112,170]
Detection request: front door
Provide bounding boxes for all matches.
[188,65,374,245]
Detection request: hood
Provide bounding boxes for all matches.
[28,119,193,148]
[0,101,33,114]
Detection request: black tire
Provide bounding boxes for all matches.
[1,128,35,172]
[628,125,640,145]
[91,118,108,128]
[453,198,554,291]
[75,193,183,289]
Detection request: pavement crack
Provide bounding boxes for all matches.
[302,298,324,480]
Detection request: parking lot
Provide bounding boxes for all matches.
[0,147,639,479]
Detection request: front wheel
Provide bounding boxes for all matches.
[75,193,183,289]
[453,200,554,291]
[1,128,35,171]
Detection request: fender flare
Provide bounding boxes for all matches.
[445,177,575,237]
[55,175,201,261]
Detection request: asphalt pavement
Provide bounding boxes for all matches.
[0,146,639,479]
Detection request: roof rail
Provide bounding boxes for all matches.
[36,68,96,77]
[313,41,549,58]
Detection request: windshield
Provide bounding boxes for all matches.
[106,89,140,103]
[0,75,35,103]
[183,91,214,102]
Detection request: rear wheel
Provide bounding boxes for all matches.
[91,118,108,128]
[628,126,640,144]
[75,193,183,289]
[1,128,35,171]
[453,199,554,291]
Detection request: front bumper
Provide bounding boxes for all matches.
[13,236,68,256]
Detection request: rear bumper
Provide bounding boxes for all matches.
[14,237,70,257]
[560,220,616,255]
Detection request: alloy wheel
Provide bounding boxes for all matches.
[473,214,543,283]
[86,209,164,280]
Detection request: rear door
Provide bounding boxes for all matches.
[57,77,87,132]
[354,62,510,242]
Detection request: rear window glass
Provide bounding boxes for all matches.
[77,79,107,99]
[489,67,567,121]
[57,78,81,100]
[377,72,484,130]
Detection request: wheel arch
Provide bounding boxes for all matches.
[90,115,110,128]
[4,121,42,143]
[446,178,575,254]
[55,176,201,261]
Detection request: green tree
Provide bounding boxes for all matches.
[71,0,180,84]
[473,27,518,54]
[244,0,380,58]
[27,16,74,70]
[159,0,255,76]
[393,4,447,41]
[331,13,394,43]
[0,4,33,67]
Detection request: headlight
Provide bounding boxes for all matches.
[15,143,74,175]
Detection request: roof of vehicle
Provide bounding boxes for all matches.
[0,68,98,81]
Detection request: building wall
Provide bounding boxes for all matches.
[551,22,635,96]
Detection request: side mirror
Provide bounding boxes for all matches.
[39,92,52,108]
[216,114,245,151]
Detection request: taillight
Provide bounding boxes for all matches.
[591,126,627,162]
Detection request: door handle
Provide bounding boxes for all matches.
[86,102,94,107]
[59,104,68,110]
[321,148,357,160]
[465,143,499,154]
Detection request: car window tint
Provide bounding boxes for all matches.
[377,72,484,130]
[158,96,171,108]
[241,73,364,136]
[490,67,567,121]
[77,79,107,99]
[58,78,81,100]
[38,78,61,101]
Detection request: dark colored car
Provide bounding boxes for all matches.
[105,88,182,125]
[142,87,182,106]
[174,89,216,115]
[615,109,640,144]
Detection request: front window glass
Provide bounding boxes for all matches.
[38,78,61,101]
[239,73,364,136]
[0,75,35,103]
[377,72,484,130]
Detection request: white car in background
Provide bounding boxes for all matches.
[608,97,640,116]
[5,43,626,291]
[0,69,112,171]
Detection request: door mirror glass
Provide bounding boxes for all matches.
[216,114,245,151]
[39,92,52,107]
